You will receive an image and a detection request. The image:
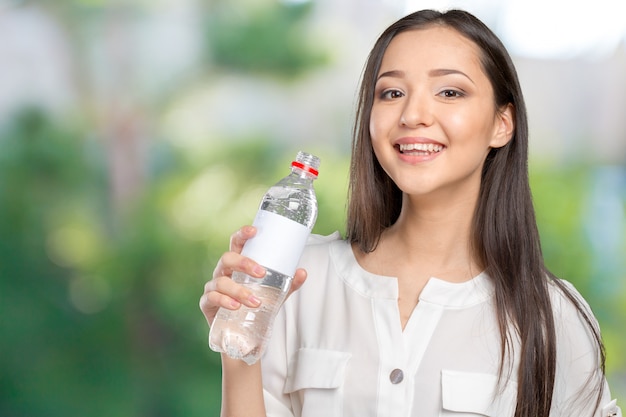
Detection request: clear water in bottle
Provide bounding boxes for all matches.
[209,151,320,364]
[209,269,290,365]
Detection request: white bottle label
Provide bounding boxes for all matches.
[241,210,310,277]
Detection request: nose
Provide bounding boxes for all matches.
[399,94,432,128]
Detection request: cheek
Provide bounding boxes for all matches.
[369,123,382,153]
[445,108,494,146]
[368,115,386,162]
[368,118,377,141]
[444,108,472,135]
[369,108,379,139]
[369,106,390,142]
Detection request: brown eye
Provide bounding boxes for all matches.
[380,89,404,100]
[439,89,465,99]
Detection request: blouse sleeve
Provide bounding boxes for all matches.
[551,280,622,417]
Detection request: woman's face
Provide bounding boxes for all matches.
[370,26,513,203]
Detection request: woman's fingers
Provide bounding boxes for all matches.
[200,275,262,326]
[201,275,260,311]
[212,251,266,281]
[229,225,257,253]
[289,268,308,296]
[212,226,264,280]
[201,226,308,327]
[201,226,266,326]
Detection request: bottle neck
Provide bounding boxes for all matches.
[291,162,318,180]
[290,167,317,180]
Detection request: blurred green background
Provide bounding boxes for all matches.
[0,0,624,415]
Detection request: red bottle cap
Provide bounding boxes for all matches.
[291,161,319,177]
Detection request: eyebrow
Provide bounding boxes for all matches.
[376,68,475,85]
[376,70,405,81]
[429,68,475,85]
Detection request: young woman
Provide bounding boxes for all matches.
[200,9,621,417]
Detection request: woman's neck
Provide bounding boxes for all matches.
[375,191,482,281]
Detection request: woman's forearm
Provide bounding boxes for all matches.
[220,355,266,417]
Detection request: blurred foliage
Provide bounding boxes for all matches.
[531,162,626,379]
[205,1,329,78]
[0,108,217,416]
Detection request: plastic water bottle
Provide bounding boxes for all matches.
[209,151,320,365]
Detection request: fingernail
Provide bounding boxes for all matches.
[253,265,266,276]
[248,295,261,307]
[230,299,241,308]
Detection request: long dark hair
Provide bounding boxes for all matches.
[346,9,605,417]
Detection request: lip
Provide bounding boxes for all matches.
[394,136,446,164]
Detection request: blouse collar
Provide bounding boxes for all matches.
[331,239,494,308]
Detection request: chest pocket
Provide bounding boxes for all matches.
[440,370,517,417]
[284,348,351,417]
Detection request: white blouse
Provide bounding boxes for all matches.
[261,233,621,417]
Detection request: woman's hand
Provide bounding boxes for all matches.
[199,225,308,327]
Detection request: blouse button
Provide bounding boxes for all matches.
[389,368,404,384]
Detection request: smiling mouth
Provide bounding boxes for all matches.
[398,143,444,155]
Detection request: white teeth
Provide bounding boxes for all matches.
[399,143,444,153]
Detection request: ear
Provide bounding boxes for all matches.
[489,103,514,148]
